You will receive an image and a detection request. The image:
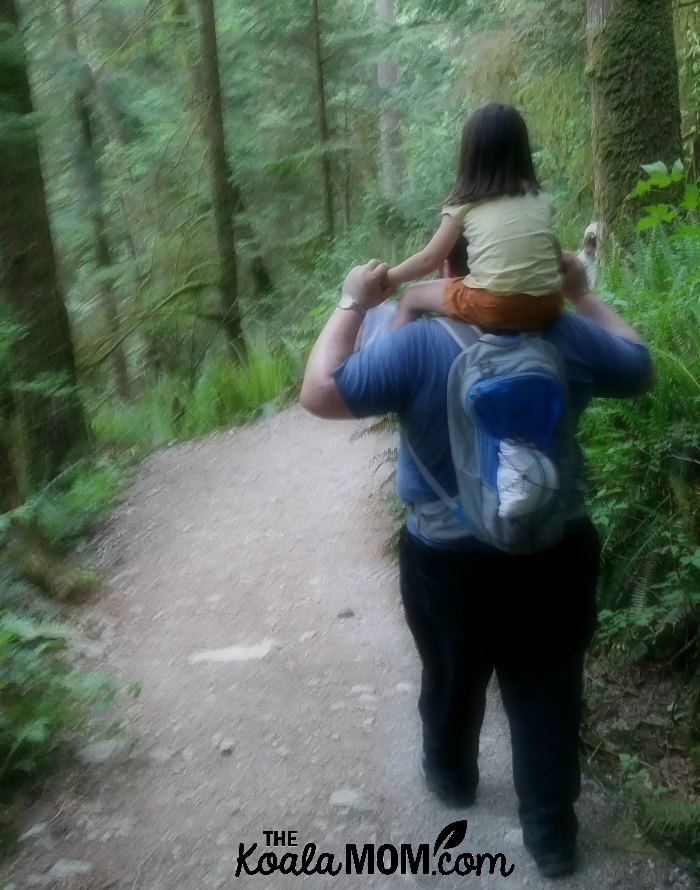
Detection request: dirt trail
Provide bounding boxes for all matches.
[2,406,695,889]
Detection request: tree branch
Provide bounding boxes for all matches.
[81,280,217,370]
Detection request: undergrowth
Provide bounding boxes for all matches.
[92,335,303,450]
[0,328,303,825]
[0,609,119,792]
[581,166,700,869]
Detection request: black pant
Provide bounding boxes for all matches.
[398,519,599,859]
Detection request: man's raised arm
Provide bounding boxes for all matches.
[560,252,655,394]
[300,260,394,419]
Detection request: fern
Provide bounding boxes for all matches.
[636,794,700,855]
[351,415,398,442]
[630,550,661,615]
[0,610,121,789]
[585,219,700,665]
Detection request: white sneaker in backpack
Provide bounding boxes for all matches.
[496,440,559,519]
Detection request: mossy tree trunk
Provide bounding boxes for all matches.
[175,1,274,326]
[0,0,87,486]
[311,0,335,240]
[587,0,682,236]
[63,0,132,400]
[196,0,243,352]
[376,0,403,199]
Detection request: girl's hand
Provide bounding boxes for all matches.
[341,259,396,311]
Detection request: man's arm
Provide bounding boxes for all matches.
[560,252,655,393]
[561,252,643,343]
[300,260,395,419]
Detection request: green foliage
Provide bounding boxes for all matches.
[93,335,302,450]
[0,610,118,789]
[30,459,125,547]
[584,170,700,666]
[637,792,700,860]
[611,751,700,861]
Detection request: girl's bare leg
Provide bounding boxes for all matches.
[391,279,449,330]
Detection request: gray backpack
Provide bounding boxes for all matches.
[405,319,576,554]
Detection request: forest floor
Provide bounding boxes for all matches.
[1,405,698,889]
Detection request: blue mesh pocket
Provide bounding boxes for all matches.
[467,372,564,461]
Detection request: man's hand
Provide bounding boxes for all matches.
[301,260,395,418]
[342,259,396,312]
[560,251,588,305]
[559,250,649,355]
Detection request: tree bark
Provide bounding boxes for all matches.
[0,427,21,512]
[587,0,682,236]
[0,0,87,485]
[376,0,403,198]
[168,2,275,319]
[311,0,335,240]
[196,0,243,351]
[231,183,274,304]
[63,0,131,399]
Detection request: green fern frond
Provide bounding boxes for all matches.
[631,550,661,614]
[636,794,700,854]
[351,416,398,442]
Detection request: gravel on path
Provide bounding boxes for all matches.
[2,406,696,889]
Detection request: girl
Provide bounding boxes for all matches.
[388,103,563,330]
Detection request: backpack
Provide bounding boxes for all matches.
[404,318,576,554]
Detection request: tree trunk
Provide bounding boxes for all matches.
[0,427,21,513]
[231,183,274,304]
[196,0,243,351]
[311,0,334,239]
[63,0,131,399]
[170,2,275,320]
[0,0,87,485]
[587,0,682,236]
[376,0,403,198]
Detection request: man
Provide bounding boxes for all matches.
[577,222,599,290]
[300,256,652,879]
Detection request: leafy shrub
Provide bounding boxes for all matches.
[0,611,117,790]
[29,458,125,547]
[583,165,700,664]
[92,335,302,450]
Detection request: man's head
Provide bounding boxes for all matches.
[583,233,596,254]
[583,222,598,256]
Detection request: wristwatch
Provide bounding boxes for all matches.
[337,293,366,320]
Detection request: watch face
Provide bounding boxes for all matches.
[337,294,365,318]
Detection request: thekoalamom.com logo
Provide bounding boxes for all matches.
[234,820,515,878]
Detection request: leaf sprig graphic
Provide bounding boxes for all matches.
[433,820,468,856]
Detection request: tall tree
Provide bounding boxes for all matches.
[196,0,243,350]
[587,0,682,234]
[311,0,335,239]
[63,0,131,399]
[376,0,403,198]
[0,0,86,485]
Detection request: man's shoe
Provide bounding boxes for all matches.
[525,845,576,880]
[422,758,476,808]
[523,809,578,879]
[533,854,575,879]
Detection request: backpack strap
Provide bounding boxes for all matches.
[402,317,479,529]
[403,437,469,527]
[434,317,481,350]
[437,316,538,350]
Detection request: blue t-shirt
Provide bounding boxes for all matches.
[333,313,651,543]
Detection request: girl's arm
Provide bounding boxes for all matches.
[386,215,461,289]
